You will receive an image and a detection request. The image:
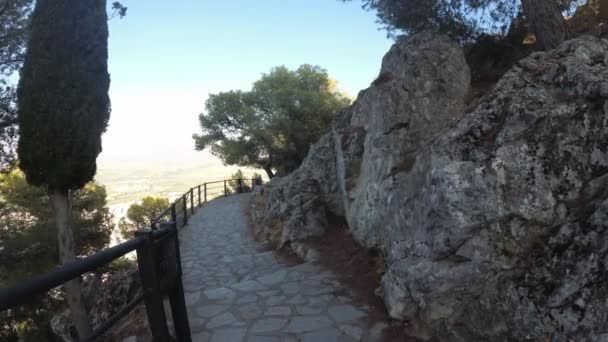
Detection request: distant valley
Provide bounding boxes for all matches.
[96,158,258,217]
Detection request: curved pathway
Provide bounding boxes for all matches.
[179,194,389,342]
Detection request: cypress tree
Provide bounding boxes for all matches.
[17,0,110,338]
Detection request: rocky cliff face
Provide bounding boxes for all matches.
[250,33,608,341]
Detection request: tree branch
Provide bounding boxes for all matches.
[0,1,10,19]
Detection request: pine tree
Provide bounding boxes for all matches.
[521,0,568,50]
[17,0,110,338]
[345,0,569,50]
[193,65,351,178]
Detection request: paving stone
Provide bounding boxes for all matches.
[328,305,366,322]
[177,195,390,342]
[207,312,237,329]
[266,295,286,306]
[280,282,301,295]
[188,317,206,330]
[237,302,264,320]
[336,296,353,304]
[185,291,201,306]
[339,324,364,340]
[301,286,334,296]
[290,263,320,274]
[196,304,228,318]
[311,271,335,281]
[210,328,246,342]
[264,306,292,316]
[231,279,267,292]
[308,294,334,307]
[300,328,342,342]
[286,294,307,305]
[237,294,259,304]
[257,270,287,285]
[301,279,322,287]
[295,306,324,315]
[285,315,334,333]
[192,331,211,342]
[204,287,236,301]
[250,318,287,333]
[247,336,281,342]
[221,256,234,262]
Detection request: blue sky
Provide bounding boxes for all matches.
[100,0,392,166]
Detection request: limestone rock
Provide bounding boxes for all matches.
[251,32,469,248]
[250,133,341,247]
[50,309,74,342]
[251,33,608,341]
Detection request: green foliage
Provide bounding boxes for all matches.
[344,0,583,42]
[0,291,60,342]
[0,0,125,171]
[0,0,33,76]
[110,1,128,19]
[227,169,263,193]
[193,65,351,178]
[0,169,113,340]
[119,196,170,239]
[104,256,137,273]
[0,170,113,276]
[17,0,110,192]
[0,0,34,171]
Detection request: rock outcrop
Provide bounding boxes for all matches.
[250,32,608,340]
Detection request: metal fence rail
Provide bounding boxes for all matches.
[0,177,263,341]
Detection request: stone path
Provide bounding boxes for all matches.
[178,194,389,342]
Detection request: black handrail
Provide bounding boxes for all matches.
[0,176,263,341]
[0,236,145,311]
[155,205,173,222]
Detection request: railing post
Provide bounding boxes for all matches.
[251,178,255,191]
[204,183,207,203]
[224,180,227,196]
[190,188,194,214]
[197,185,201,207]
[171,203,177,224]
[135,231,171,341]
[182,195,188,227]
[237,178,243,193]
[166,222,192,342]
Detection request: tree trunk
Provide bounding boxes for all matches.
[600,0,608,23]
[521,0,567,50]
[263,166,275,179]
[50,189,91,339]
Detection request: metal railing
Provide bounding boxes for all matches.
[0,177,262,341]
